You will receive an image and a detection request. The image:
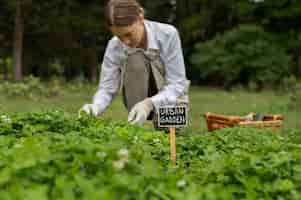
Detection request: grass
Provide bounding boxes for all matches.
[0,85,300,134]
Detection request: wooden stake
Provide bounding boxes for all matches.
[170,127,176,166]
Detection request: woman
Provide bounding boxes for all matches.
[81,0,190,127]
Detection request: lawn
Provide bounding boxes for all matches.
[1,84,301,199]
[0,85,299,134]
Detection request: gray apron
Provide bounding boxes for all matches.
[121,48,189,128]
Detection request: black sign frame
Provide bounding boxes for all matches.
[157,105,188,128]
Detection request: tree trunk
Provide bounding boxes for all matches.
[13,0,24,82]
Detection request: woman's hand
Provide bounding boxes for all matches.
[79,104,104,117]
[128,98,153,125]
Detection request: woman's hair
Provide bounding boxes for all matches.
[105,0,143,26]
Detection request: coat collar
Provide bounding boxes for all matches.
[144,19,159,50]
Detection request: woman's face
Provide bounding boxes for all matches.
[110,14,146,48]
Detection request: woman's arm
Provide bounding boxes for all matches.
[150,26,190,108]
[93,39,123,113]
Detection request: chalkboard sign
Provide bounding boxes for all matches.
[157,106,188,128]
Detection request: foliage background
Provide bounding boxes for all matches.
[0,0,300,88]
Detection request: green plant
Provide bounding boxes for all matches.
[190,25,291,90]
[279,75,298,94]
[0,111,301,199]
[288,86,301,111]
[0,75,60,99]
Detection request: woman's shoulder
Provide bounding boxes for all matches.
[145,20,178,37]
[104,37,127,63]
[145,20,180,52]
[107,37,124,52]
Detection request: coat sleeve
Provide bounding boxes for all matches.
[92,39,123,113]
[150,26,190,108]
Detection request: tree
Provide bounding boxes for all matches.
[12,0,23,81]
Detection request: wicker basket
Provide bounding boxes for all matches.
[204,112,283,132]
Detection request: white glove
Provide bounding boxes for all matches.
[128,98,154,126]
[79,104,103,117]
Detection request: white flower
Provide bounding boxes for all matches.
[0,115,11,123]
[45,114,51,120]
[249,0,264,3]
[279,151,287,155]
[14,144,23,148]
[96,151,107,159]
[113,160,125,170]
[153,138,160,143]
[117,149,129,162]
[176,180,187,188]
[0,115,7,119]
[278,136,285,140]
[133,136,138,143]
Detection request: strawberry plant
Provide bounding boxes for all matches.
[0,111,301,199]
